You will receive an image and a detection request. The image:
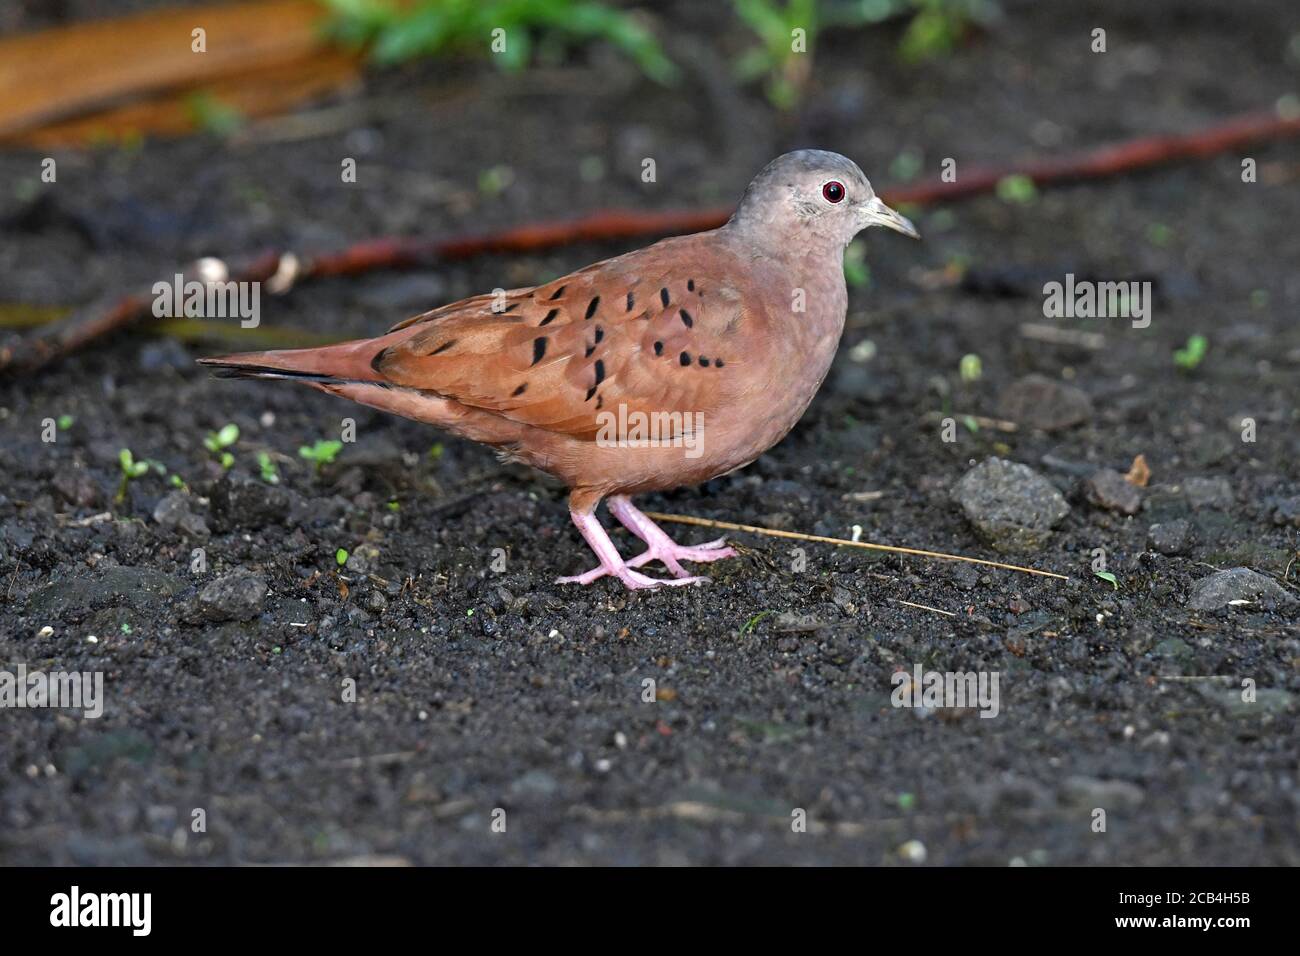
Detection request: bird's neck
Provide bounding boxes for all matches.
[720,221,848,346]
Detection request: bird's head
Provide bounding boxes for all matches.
[729,149,919,252]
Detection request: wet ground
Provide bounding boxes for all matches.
[0,0,1297,864]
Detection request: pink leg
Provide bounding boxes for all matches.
[556,508,710,590]
[607,496,737,578]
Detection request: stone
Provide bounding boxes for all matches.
[953,457,1070,551]
[1185,567,1295,610]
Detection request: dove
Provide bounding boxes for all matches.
[199,149,919,589]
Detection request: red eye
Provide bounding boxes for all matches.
[822,181,845,203]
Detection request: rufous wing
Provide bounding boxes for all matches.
[373,238,760,444]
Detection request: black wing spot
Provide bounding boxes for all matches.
[585,385,598,402]
[626,291,634,311]
[501,302,520,313]
[584,343,596,358]
[687,279,696,292]
[596,394,604,410]
[699,356,710,367]
[539,308,559,326]
[594,326,604,344]
[531,337,547,366]
[370,347,390,372]
[679,308,693,328]
[653,341,664,356]
[585,296,600,319]
[660,287,670,307]
[511,383,527,397]
[715,358,725,368]
[593,359,606,386]
[428,339,457,356]
[679,351,691,366]
[547,285,567,300]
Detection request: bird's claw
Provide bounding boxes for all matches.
[624,537,737,578]
[557,566,710,590]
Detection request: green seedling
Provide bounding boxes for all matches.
[959,353,982,383]
[1146,223,1172,247]
[1094,569,1119,590]
[117,448,157,502]
[256,451,280,485]
[1173,334,1207,371]
[478,165,515,197]
[335,548,350,567]
[996,173,1037,204]
[739,609,774,636]
[204,423,239,469]
[57,414,74,430]
[299,439,343,472]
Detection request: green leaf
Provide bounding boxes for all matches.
[739,609,774,636]
[959,353,982,383]
[299,439,344,467]
[996,174,1037,204]
[336,548,350,567]
[1173,334,1207,371]
[257,451,280,484]
[1094,569,1119,590]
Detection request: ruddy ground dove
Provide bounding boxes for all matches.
[199,150,919,589]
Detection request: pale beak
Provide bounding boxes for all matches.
[866,196,920,239]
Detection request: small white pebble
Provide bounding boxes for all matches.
[1123,724,1136,739]
[36,625,53,638]
[898,839,927,863]
[594,759,612,773]
[260,410,275,428]
[614,732,628,750]
[86,635,98,644]
[418,710,428,721]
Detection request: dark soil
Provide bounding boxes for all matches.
[1,0,1297,865]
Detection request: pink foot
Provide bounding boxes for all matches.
[556,507,710,591]
[608,496,738,579]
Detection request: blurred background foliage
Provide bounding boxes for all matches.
[0,0,1004,150]
[324,0,1002,108]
